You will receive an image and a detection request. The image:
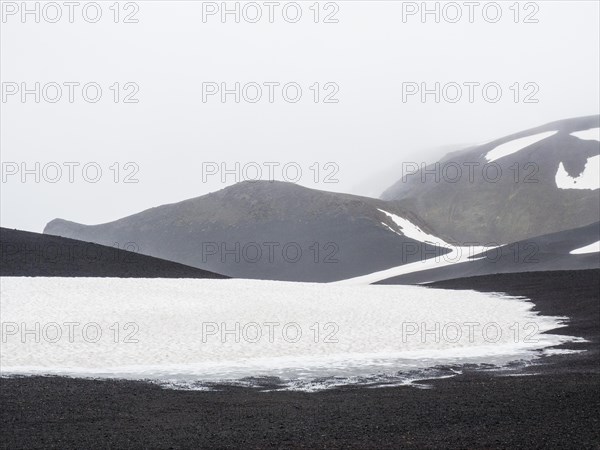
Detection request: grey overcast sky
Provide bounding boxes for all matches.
[1,1,599,232]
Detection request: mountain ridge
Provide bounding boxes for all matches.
[44,181,452,282]
[381,115,600,244]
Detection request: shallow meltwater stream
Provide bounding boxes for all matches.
[0,277,584,391]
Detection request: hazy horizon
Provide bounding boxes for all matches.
[2,1,599,232]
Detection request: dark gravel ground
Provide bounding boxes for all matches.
[1,269,599,449]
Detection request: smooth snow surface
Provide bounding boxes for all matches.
[570,127,600,142]
[555,155,600,190]
[484,131,557,162]
[570,240,600,255]
[0,277,580,391]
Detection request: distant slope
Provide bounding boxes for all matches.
[43,181,450,282]
[0,228,228,279]
[374,222,600,285]
[381,115,600,244]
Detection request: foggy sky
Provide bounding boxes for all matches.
[1,1,599,232]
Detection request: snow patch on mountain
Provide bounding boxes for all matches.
[570,240,600,255]
[570,127,600,142]
[555,155,600,190]
[378,209,447,246]
[336,244,492,285]
[485,131,557,162]
[335,209,501,285]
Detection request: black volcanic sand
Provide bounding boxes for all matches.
[0,228,227,279]
[2,270,599,449]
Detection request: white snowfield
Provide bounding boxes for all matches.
[338,210,494,285]
[555,155,600,190]
[570,240,600,255]
[0,277,580,389]
[484,131,557,162]
[570,127,600,142]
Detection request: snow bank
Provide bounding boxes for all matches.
[0,277,580,388]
